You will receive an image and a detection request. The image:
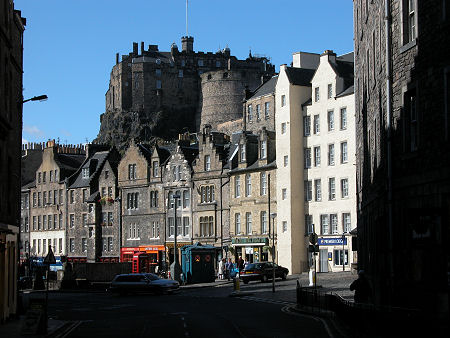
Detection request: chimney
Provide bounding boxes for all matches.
[322,50,336,64]
[116,53,119,65]
[133,42,138,55]
[181,36,194,53]
[141,41,145,55]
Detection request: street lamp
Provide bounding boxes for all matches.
[170,192,182,283]
[342,232,346,272]
[22,95,48,103]
[270,212,277,293]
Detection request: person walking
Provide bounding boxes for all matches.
[218,258,225,280]
[225,258,233,280]
[238,256,244,276]
[350,270,371,303]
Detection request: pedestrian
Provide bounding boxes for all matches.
[225,258,233,280]
[218,258,225,280]
[350,270,371,303]
[238,255,244,276]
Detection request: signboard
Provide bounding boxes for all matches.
[318,237,347,246]
[308,244,319,253]
[309,233,318,245]
[232,237,269,245]
[328,252,332,261]
[44,247,56,265]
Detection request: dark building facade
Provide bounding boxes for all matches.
[354,0,449,317]
[0,0,25,322]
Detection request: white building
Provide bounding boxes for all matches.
[275,50,356,274]
[303,50,356,273]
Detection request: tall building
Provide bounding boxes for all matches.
[0,0,25,322]
[354,0,449,316]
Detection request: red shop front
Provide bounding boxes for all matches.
[120,245,165,273]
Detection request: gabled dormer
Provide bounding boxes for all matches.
[258,127,276,165]
[237,132,258,169]
[117,139,150,186]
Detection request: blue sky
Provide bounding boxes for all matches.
[17,0,354,145]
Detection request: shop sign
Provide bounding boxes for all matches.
[232,237,269,245]
[139,245,165,252]
[318,237,347,246]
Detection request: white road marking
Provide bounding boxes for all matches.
[281,305,335,338]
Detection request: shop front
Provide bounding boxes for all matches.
[120,245,165,273]
[317,236,350,273]
[231,237,270,263]
[166,242,191,266]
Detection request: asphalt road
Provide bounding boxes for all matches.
[43,279,339,338]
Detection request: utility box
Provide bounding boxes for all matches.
[181,242,216,284]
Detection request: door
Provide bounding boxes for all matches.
[319,249,328,272]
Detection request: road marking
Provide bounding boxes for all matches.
[281,306,335,338]
[239,296,296,306]
[56,321,83,338]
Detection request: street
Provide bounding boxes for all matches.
[37,276,344,338]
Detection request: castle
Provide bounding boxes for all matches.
[96,36,275,150]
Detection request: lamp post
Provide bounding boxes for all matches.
[22,95,48,103]
[270,212,277,293]
[170,192,181,282]
[342,232,346,272]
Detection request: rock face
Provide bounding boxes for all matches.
[94,37,275,151]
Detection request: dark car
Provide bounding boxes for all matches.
[110,273,180,295]
[241,262,289,284]
[18,276,33,290]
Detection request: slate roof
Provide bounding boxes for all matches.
[336,85,354,98]
[285,67,316,86]
[330,60,354,92]
[69,151,109,189]
[248,76,278,100]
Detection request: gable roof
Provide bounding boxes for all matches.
[285,67,316,86]
[248,75,278,100]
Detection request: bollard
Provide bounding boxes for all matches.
[233,277,240,291]
[309,268,314,286]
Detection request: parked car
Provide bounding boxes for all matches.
[18,276,33,290]
[241,262,289,284]
[110,273,180,295]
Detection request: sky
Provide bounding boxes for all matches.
[16,0,354,146]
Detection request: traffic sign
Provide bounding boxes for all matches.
[44,246,56,265]
[309,233,318,245]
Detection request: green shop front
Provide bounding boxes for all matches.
[231,237,270,263]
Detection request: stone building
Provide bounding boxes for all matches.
[28,142,85,261]
[96,36,275,150]
[302,50,356,273]
[191,126,230,254]
[118,140,170,270]
[228,129,277,263]
[162,137,198,266]
[244,75,278,133]
[66,145,120,263]
[354,0,449,316]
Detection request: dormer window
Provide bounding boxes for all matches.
[82,168,89,179]
[248,105,253,122]
[152,161,159,177]
[204,155,211,171]
[260,140,267,159]
[128,164,137,180]
[239,144,246,162]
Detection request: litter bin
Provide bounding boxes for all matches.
[181,242,216,284]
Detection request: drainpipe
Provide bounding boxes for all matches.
[385,0,395,300]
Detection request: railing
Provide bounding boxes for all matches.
[296,281,445,337]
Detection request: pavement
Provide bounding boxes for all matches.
[0,271,357,337]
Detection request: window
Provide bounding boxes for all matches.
[38,172,41,184]
[198,59,204,66]
[33,193,36,207]
[50,171,53,182]
[43,172,46,183]
[331,214,338,234]
[305,215,313,235]
[151,221,160,238]
[235,176,241,198]
[43,215,47,230]
[59,190,63,204]
[343,213,351,233]
[108,237,113,251]
[53,190,57,204]
[169,218,175,237]
[260,172,267,195]
[245,174,252,197]
[128,164,136,180]
[183,217,190,236]
[156,80,162,89]
[127,192,139,209]
[33,216,36,231]
[284,155,289,167]
[43,192,47,206]
[239,144,246,161]
[183,190,190,208]
[313,115,320,134]
[314,179,322,201]
[341,142,348,163]
[48,215,52,229]
[201,185,214,203]
[341,179,349,198]
[404,0,416,44]
[260,140,267,159]
[48,191,52,205]
[38,192,41,207]
[54,170,58,182]
[407,92,418,151]
[281,122,287,134]
[59,238,62,253]
[70,190,74,204]
[261,211,268,234]
[281,95,286,107]
[69,238,75,253]
[303,116,311,136]
[153,161,159,177]
[334,249,348,266]
[247,104,253,121]
[82,189,87,202]
[282,188,288,200]
[178,70,183,78]
[320,215,329,234]
[314,87,320,102]
[264,102,270,119]
[216,60,221,67]
[200,216,213,237]
[329,178,336,200]
[304,148,311,168]
[256,104,261,120]
[82,168,89,179]
[59,214,63,229]
[69,214,75,228]
[314,146,321,167]
[328,110,334,131]
[327,84,333,99]
[328,144,335,166]
[282,221,288,233]
[340,108,347,130]
[304,181,312,201]
[204,155,211,171]
[235,213,241,234]
[245,212,252,235]
[128,223,140,239]
[82,238,87,252]
[53,215,57,230]
[108,212,113,225]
